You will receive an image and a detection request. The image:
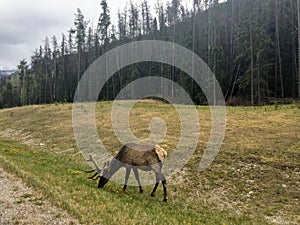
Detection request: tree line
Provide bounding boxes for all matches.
[0,0,299,108]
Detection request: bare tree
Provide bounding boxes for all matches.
[275,0,284,98]
[250,18,254,105]
[298,0,300,98]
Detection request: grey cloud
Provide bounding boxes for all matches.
[0,7,69,45]
[0,0,158,69]
[0,1,73,68]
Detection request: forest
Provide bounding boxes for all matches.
[0,0,299,108]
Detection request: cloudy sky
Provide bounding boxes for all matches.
[0,0,221,70]
[0,0,166,69]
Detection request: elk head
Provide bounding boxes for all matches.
[85,155,111,188]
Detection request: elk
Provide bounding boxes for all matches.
[85,143,168,202]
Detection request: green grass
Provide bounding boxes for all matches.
[0,139,261,224]
[0,101,299,224]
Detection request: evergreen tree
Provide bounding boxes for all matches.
[74,8,88,97]
[58,33,67,101]
[141,0,152,35]
[18,59,29,105]
[129,2,140,38]
[51,35,59,101]
[118,9,127,41]
[98,0,111,48]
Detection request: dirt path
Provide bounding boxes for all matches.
[0,167,80,225]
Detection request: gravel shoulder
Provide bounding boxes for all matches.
[0,167,80,225]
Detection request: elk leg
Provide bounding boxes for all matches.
[123,167,131,191]
[150,183,159,197]
[151,171,167,202]
[161,179,168,202]
[150,174,160,197]
[133,168,143,193]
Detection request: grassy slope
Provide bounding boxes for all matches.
[0,101,299,224]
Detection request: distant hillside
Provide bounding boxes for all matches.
[0,70,17,80]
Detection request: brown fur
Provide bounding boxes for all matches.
[87,143,168,202]
[115,143,167,168]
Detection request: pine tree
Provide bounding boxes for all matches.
[18,59,29,105]
[98,0,111,49]
[129,2,139,38]
[30,46,44,104]
[74,8,88,97]
[58,33,67,101]
[167,0,182,26]
[51,35,59,101]
[46,37,53,103]
[118,9,127,41]
[142,0,152,35]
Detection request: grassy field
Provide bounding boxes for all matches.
[0,101,299,224]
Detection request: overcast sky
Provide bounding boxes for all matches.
[0,0,224,70]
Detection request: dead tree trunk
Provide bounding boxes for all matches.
[298,0,300,98]
[275,0,284,98]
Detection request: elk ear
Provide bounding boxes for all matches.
[154,145,167,162]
